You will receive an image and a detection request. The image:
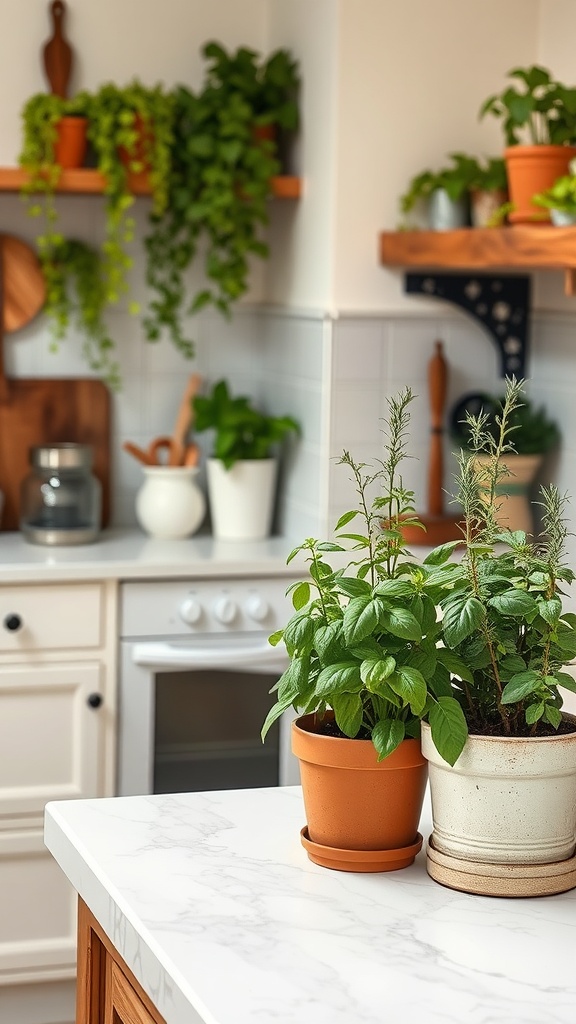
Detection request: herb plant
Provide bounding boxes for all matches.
[261,388,466,762]
[451,390,560,455]
[193,379,300,470]
[400,152,479,216]
[479,65,576,146]
[433,377,576,756]
[534,156,576,216]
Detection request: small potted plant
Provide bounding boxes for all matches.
[399,152,478,229]
[450,389,560,533]
[192,379,300,541]
[479,65,576,223]
[533,156,576,224]
[261,388,465,872]
[421,377,576,897]
[468,156,509,226]
[143,42,300,358]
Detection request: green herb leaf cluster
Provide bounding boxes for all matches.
[192,379,300,469]
[479,65,576,146]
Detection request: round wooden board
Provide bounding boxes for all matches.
[1,234,46,333]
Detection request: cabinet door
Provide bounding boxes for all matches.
[0,662,103,825]
[105,959,160,1024]
[0,829,76,984]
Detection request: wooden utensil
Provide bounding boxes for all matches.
[400,340,463,546]
[43,0,73,98]
[123,441,153,466]
[171,373,202,453]
[147,436,185,467]
[183,443,200,467]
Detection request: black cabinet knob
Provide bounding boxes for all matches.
[3,613,22,632]
[87,693,103,709]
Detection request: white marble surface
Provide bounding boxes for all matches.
[0,528,304,582]
[45,787,576,1024]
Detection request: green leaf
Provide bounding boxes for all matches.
[261,692,297,741]
[489,590,538,617]
[343,595,380,645]
[435,649,474,684]
[543,704,562,728]
[428,697,468,766]
[334,510,358,531]
[537,597,562,626]
[283,613,316,657]
[337,577,371,599]
[315,661,362,698]
[360,655,396,688]
[380,606,422,641]
[498,654,528,680]
[556,671,576,693]
[525,703,544,725]
[442,596,485,647]
[387,665,427,715]
[331,692,363,737]
[371,719,406,761]
[501,670,542,704]
[423,540,462,565]
[291,582,311,610]
[374,579,415,599]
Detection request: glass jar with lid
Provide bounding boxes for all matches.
[20,443,102,545]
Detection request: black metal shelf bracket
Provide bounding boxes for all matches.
[405,272,531,378]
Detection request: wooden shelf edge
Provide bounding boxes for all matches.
[379,225,576,272]
[0,167,302,199]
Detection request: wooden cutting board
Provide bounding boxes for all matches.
[0,235,111,531]
[0,378,111,531]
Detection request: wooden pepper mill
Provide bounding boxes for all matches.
[400,339,463,546]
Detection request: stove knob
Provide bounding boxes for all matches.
[179,596,202,625]
[245,594,269,623]
[213,596,237,625]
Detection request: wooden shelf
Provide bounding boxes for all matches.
[0,167,301,199]
[380,225,576,294]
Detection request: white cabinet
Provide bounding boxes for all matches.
[0,581,117,989]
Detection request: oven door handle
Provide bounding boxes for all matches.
[131,641,288,674]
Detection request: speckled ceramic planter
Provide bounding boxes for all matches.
[421,718,576,897]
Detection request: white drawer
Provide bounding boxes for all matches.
[0,584,103,652]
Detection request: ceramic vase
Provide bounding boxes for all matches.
[421,719,576,897]
[292,713,427,872]
[206,458,277,541]
[136,467,205,539]
[428,188,468,230]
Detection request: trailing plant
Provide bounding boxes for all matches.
[40,238,121,391]
[469,156,508,193]
[428,377,576,762]
[143,42,300,356]
[261,388,466,762]
[534,156,576,215]
[192,379,300,469]
[479,65,576,146]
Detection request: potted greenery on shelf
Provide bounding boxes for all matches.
[422,376,576,897]
[143,41,300,358]
[533,156,576,224]
[261,388,465,873]
[399,152,479,229]
[192,378,300,541]
[479,65,576,223]
[468,156,509,226]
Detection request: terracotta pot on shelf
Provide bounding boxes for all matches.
[54,115,88,169]
[118,113,153,191]
[292,712,427,873]
[504,144,576,224]
[473,452,543,535]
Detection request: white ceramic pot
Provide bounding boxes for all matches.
[206,458,277,541]
[135,466,205,539]
[473,452,543,534]
[421,718,576,866]
[550,208,576,226]
[427,188,468,230]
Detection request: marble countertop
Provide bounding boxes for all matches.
[0,529,303,582]
[44,786,576,1024]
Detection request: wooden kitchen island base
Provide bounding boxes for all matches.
[77,899,165,1024]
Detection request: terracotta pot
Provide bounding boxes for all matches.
[54,116,88,169]
[118,113,153,190]
[422,717,576,897]
[292,712,427,872]
[505,144,576,224]
[473,452,543,534]
[470,188,508,227]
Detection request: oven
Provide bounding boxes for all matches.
[117,577,300,796]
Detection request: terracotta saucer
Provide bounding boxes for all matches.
[300,827,423,873]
